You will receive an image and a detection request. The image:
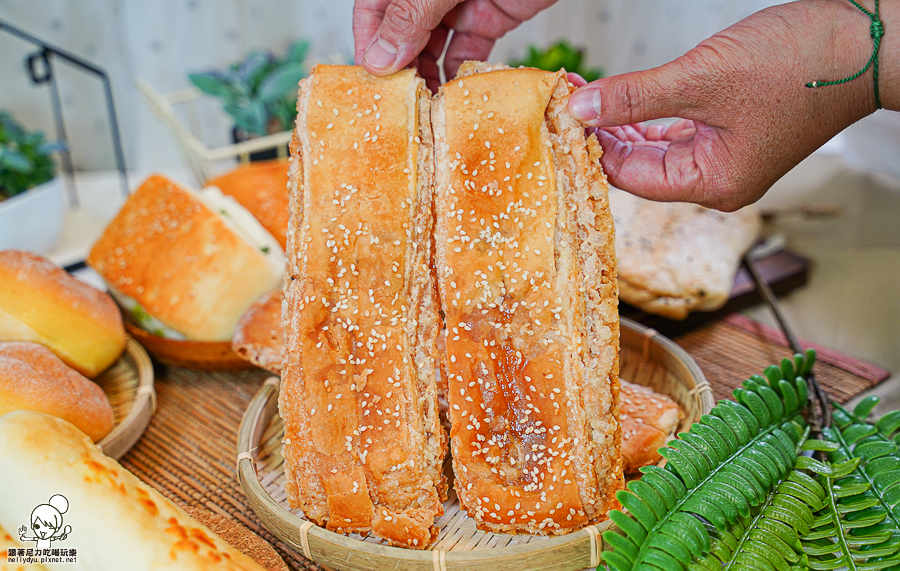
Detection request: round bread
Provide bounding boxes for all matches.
[0,250,126,378]
[0,341,114,442]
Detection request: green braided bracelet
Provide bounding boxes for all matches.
[806,0,885,109]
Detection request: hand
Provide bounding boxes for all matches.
[568,0,898,211]
[353,0,558,91]
[18,525,27,540]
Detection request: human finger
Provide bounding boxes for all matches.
[360,0,462,76]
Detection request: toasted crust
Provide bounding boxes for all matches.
[433,63,621,535]
[0,251,125,378]
[88,175,282,341]
[0,341,114,442]
[0,411,268,570]
[280,65,445,548]
[232,290,284,373]
[610,188,761,319]
[229,304,678,474]
[206,160,290,250]
[619,380,682,473]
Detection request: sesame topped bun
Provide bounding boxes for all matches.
[88,175,283,341]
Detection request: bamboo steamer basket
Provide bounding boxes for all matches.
[94,335,156,459]
[237,317,713,570]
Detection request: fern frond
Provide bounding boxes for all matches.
[685,463,825,571]
[602,351,816,571]
[800,399,900,571]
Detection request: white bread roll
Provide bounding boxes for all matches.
[0,341,114,442]
[0,411,267,570]
[0,251,125,378]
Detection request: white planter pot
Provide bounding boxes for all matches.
[0,177,65,254]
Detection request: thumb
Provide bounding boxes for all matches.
[362,0,461,76]
[568,63,694,127]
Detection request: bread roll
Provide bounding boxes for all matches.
[88,175,283,341]
[0,411,267,570]
[232,290,283,374]
[205,160,290,250]
[281,65,446,548]
[432,63,622,534]
[0,251,125,378]
[0,341,114,442]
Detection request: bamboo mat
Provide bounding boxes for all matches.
[119,315,889,571]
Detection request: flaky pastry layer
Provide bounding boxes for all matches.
[280,65,445,548]
[433,63,622,535]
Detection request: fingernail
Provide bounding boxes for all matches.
[569,88,602,123]
[363,38,398,71]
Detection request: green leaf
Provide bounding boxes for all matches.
[701,415,740,451]
[757,385,786,423]
[617,490,658,532]
[855,396,881,420]
[0,148,33,173]
[765,365,784,386]
[804,439,842,452]
[781,358,797,384]
[855,441,899,462]
[609,511,647,544]
[225,100,268,136]
[189,72,234,97]
[736,388,773,426]
[605,531,640,562]
[875,411,900,437]
[286,40,310,63]
[258,64,306,103]
[844,423,879,445]
[800,348,817,376]
[778,379,799,415]
[602,548,633,571]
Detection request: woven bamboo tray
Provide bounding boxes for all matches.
[94,335,156,459]
[236,317,712,571]
[125,322,255,371]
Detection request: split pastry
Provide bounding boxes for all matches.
[610,187,761,319]
[232,289,284,374]
[619,380,682,473]
[432,63,622,535]
[280,65,446,548]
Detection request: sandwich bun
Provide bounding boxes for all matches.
[88,174,283,341]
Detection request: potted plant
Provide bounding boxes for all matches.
[0,111,65,253]
[189,41,310,161]
[509,40,604,82]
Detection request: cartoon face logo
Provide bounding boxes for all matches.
[18,495,72,548]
